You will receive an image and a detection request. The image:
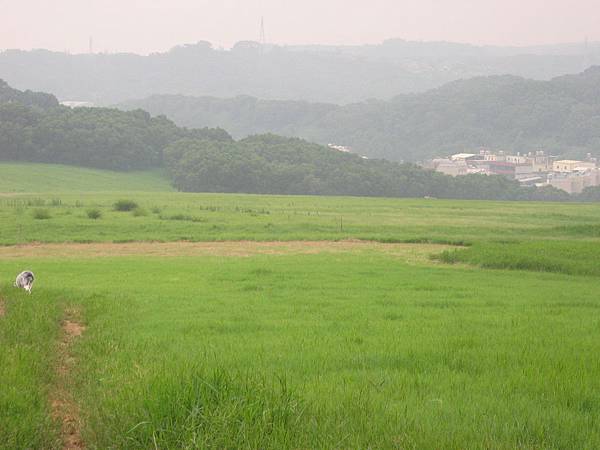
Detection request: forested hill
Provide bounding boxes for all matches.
[1,80,597,201]
[1,39,599,105]
[120,67,600,162]
[0,79,231,170]
[162,134,568,201]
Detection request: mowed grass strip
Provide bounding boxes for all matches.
[0,241,456,267]
[1,251,599,448]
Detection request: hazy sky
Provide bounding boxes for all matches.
[2,0,599,54]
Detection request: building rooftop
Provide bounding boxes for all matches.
[451,153,477,160]
[554,160,585,164]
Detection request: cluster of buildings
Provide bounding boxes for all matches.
[423,150,600,194]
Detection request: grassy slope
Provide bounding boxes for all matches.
[0,163,174,193]
[1,253,599,449]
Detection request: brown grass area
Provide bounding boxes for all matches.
[50,308,86,450]
[0,297,5,317]
[0,240,454,264]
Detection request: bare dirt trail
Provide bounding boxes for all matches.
[50,308,86,450]
[0,240,455,264]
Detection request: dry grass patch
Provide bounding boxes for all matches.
[0,240,455,264]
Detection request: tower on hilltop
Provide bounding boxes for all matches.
[259,17,266,47]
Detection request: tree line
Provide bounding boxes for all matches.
[1,80,598,202]
[164,134,598,201]
[0,80,231,170]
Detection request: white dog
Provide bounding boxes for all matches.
[15,271,35,294]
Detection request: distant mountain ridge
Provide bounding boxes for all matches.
[1,39,600,105]
[119,67,600,162]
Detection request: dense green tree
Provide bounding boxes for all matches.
[164,134,576,201]
[576,186,600,202]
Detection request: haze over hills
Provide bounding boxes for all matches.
[1,39,600,105]
[120,67,600,162]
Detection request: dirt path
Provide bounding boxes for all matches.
[0,240,455,264]
[0,297,5,317]
[50,308,86,450]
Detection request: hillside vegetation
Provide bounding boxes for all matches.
[0,163,173,192]
[163,134,563,200]
[122,67,600,162]
[0,79,231,171]
[1,80,595,201]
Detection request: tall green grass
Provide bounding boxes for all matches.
[87,366,310,449]
[2,254,599,448]
[438,240,600,276]
[1,179,600,447]
[0,287,62,449]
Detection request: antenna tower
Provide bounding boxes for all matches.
[259,17,266,46]
[583,35,591,70]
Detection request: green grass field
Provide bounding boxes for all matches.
[2,191,600,246]
[1,164,600,449]
[0,162,174,193]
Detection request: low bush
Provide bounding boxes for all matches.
[159,213,205,222]
[113,199,138,212]
[86,208,102,220]
[32,209,51,220]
